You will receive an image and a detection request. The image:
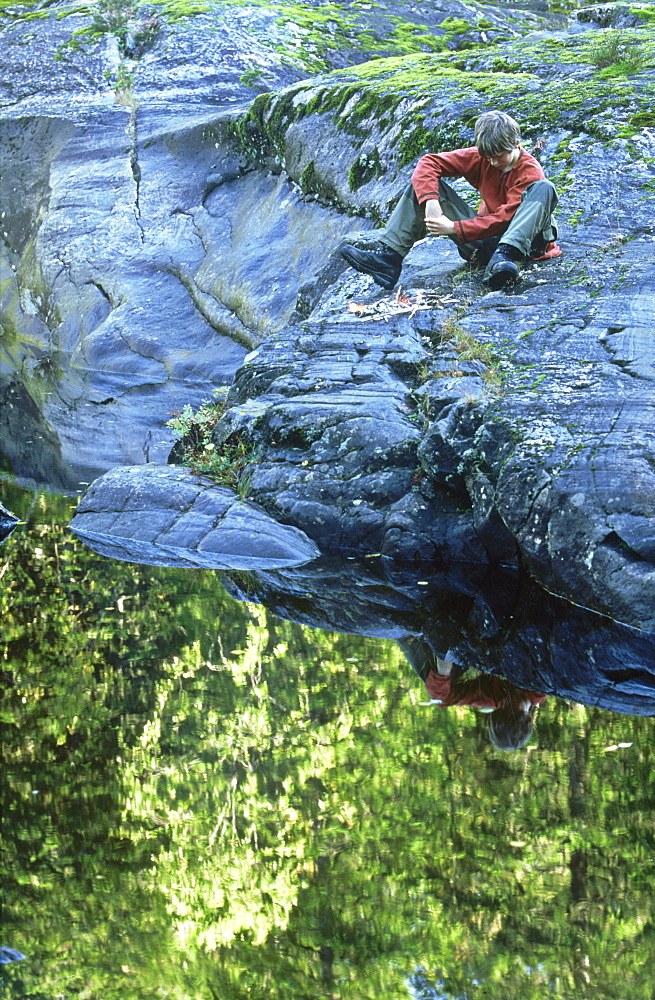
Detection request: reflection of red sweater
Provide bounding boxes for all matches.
[425,670,547,709]
[411,146,545,243]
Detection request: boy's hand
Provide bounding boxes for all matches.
[424,199,455,236]
[427,217,456,236]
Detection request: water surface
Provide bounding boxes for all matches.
[2,479,654,1000]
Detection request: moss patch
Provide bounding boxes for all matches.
[631,4,655,23]
[438,319,505,390]
[299,159,317,192]
[348,147,383,190]
[229,36,654,188]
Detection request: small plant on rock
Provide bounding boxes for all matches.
[439,318,504,390]
[114,61,136,105]
[590,30,646,76]
[167,389,226,444]
[58,0,161,64]
[91,0,136,41]
[167,390,256,491]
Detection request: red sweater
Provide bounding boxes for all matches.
[425,670,547,710]
[411,146,545,243]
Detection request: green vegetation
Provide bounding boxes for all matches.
[629,109,655,128]
[1,0,498,79]
[230,56,530,169]
[348,146,383,190]
[239,67,262,89]
[231,3,499,73]
[1,0,208,26]
[439,16,473,34]
[48,0,165,106]
[439,317,505,390]
[590,29,648,76]
[54,0,163,55]
[5,0,653,140]
[229,21,654,179]
[166,389,257,490]
[632,3,655,22]
[113,58,136,104]
[1,482,655,999]
[149,0,209,17]
[299,157,317,192]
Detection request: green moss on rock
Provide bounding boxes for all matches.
[299,159,317,192]
[348,147,383,190]
[629,109,655,128]
[227,24,654,174]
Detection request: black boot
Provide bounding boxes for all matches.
[483,244,523,290]
[339,241,403,290]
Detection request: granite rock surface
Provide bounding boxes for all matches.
[1,0,550,478]
[1,0,654,632]
[69,463,320,568]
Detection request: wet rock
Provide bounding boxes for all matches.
[0,375,79,490]
[69,464,320,569]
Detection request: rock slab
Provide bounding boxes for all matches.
[69,465,320,570]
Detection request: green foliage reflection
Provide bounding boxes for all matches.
[1,482,654,1000]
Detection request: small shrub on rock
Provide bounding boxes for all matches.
[167,390,254,490]
[590,30,646,75]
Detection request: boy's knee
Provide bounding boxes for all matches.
[524,178,558,206]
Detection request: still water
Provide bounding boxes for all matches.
[2,477,654,1000]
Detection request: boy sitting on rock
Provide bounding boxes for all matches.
[340,110,559,291]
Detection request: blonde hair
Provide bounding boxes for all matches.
[474,111,521,157]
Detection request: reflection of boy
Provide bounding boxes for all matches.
[398,637,546,751]
[340,110,559,291]
[426,657,546,751]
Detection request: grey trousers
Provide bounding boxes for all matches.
[381,178,558,265]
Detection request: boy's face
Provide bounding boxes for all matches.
[483,143,521,171]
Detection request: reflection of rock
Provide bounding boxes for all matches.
[0,946,26,965]
[218,555,655,717]
[0,376,78,491]
[66,471,655,715]
[68,465,319,570]
[0,500,19,544]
